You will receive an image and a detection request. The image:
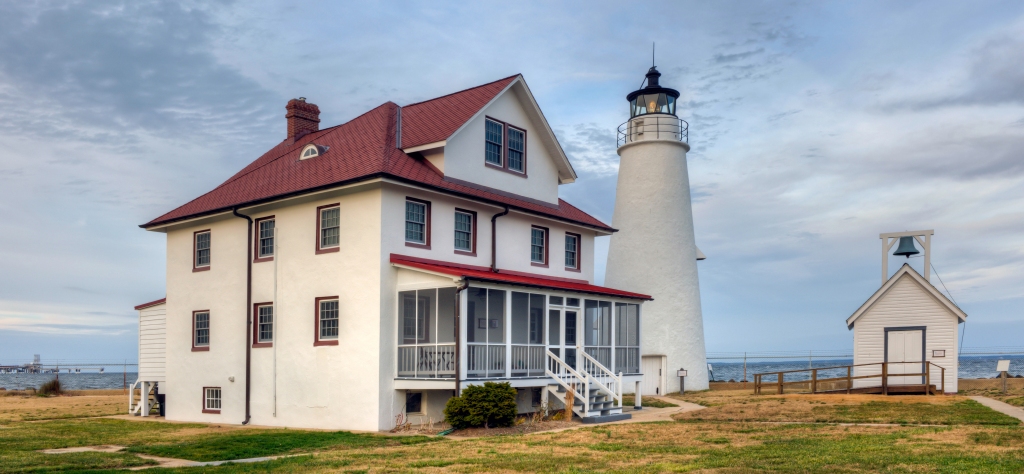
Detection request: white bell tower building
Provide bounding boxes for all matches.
[605,66,709,392]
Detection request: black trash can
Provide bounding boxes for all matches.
[155,394,166,417]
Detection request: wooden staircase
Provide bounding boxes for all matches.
[545,350,631,423]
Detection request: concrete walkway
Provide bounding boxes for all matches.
[970,396,1024,423]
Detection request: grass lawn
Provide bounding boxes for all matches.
[674,389,1021,425]
[621,395,678,408]
[2,390,1023,472]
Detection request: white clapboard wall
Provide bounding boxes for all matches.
[138,303,167,383]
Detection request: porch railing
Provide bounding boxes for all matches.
[511,345,546,377]
[397,344,456,378]
[466,344,505,379]
[584,347,611,369]
[546,350,592,418]
[581,350,623,408]
[614,347,640,374]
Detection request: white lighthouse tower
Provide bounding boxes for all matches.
[605,66,709,392]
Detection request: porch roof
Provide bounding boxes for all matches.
[390,254,653,300]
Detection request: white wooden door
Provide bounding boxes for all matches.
[887,330,923,385]
[641,356,664,396]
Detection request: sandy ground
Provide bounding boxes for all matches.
[0,392,126,422]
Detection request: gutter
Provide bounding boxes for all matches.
[232,207,253,425]
[140,174,617,234]
[490,205,509,272]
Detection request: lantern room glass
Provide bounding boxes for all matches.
[630,93,675,117]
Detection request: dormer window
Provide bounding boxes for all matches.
[300,144,326,160]
[484,117,527,176]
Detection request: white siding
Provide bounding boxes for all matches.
[852,273,959,392]
[138,304,167,383]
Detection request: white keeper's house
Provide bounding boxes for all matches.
[131,72,704,431]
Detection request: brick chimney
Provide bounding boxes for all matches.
[285,97,320,141]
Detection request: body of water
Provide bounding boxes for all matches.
[0,373,138,391]
[707,356,1024,382]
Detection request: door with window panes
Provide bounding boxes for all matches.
[546,296,581,370]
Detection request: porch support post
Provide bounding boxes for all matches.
[505,289,512,379]
[141,382,149,417]
[634,380,642,410]
[610,301,617,374]
[458,289,468,393]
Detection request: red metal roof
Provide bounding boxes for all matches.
[401,75,518,148]
[134,298,166,310]
[143,76,611,231]
[390,254,652,300]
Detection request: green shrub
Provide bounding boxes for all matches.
[443,382,517,429]
[38,378,63,397]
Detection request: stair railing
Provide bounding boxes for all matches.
[581,350,623,407]
[545,350,590,417]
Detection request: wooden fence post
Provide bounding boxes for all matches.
[777,372,783,395]
[925,363,931,396]
[847,366,852,394]
[811,368,817,394]
[941,367,945,394]
[882,363,888,396]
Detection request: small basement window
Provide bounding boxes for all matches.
[405,392,423,414]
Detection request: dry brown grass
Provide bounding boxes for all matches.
[0,392,126,422]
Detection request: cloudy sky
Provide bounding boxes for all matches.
[1,1,1023,363]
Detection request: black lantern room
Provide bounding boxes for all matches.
[627,66,679,117]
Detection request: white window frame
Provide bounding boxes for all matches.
[405,200,428,245]
[194,231,211,268]
[257,218,275,258]
[531,227,547,264]
[300,144,320,160]
[565,233,579,270]
[318,205,340,250]
[454,211,473,252]
[485,118,504,166]
[257,304,273,343]
[203,387,221,412]
[318,298,340,341]
[506,126,526,173]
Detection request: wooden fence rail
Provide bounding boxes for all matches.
[754,361,945,396]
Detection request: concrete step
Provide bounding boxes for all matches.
[581,413,631,424]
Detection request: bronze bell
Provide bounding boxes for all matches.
[893,236,920,258]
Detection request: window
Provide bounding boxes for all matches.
[454,209,476,255]
[255,217,274,261]
[253,303,273,347]
[405,392,423,414]
[315,297,339,346]
[404,198,430,248]
[507,127,525,173]
[317,204,340,253]
[530,226,548,266]
[531,387,543,407]
[203,387,221,413]
[300,144,320,160]
[485,119,503,165]
[565,233,581,270]
[194,230,211,271]
[483,117,527,176]
[193,311,210,351]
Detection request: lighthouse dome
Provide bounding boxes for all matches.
[626,66,679,117]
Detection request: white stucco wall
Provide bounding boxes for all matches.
[443,87,561,205]
[851,273,960,393]
[381,183,595,283]
[605,131,709,392]
[163,186,388,430]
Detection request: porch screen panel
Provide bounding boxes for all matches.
[615,303,640,374]
[487,289,505,344]
[584,300,612,368]
[510,292,546,376]
[396,288,455,378]
[437,287,456,344]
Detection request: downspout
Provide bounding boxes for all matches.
[232,207,253,425]
[490,205,509,272]
[453,280,468,396]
